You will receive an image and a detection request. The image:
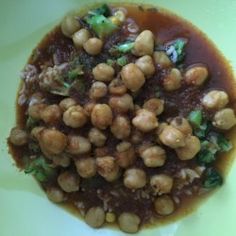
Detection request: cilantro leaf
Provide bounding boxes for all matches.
[202,168,223,188]
[165,38,187,64]
[188,110,202,129]
[67,66,84,82]
[117,56,129,66]
[88,4,111,17]
[216,134,232,152]
[86,14,117,38]
[109,41,134,56]
[197,149,216,165]
[116,42,134,53]
[24,156,56,182]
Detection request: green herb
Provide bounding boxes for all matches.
[202,168,223,188]
[84,4,116,38]
[197,149,216,165]
[116,42,134,53]
[187,109,232,166]
[194,121,211,139]
[208,133,232,152]
[106,56,128,67]
[216,134,232,152]
[88,4,111,17]
[24,156,55,182]
[197,132,232,165]
[109,41,134,56]
[106,59,116,66]
[188,110,202,129]
[166,38,187,64]
[67,66,84,82]
[86,14,117,38]
[116,56,128,66]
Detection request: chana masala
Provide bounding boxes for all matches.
[8,3,236,233]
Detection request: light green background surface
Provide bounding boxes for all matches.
[0,0,236,235]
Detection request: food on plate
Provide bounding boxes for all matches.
[8,3,236,233]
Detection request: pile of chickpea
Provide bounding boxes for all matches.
[9,10,236,233]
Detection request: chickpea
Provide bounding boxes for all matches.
[202,90,229,110]
[153,51,172,68]
[57,171,80,193]
[143,98,164,116]
[156,122,168,136]
[185,65,208,86]
[46,186,65,203]
[118,213,140,233]
[40,104,62,124]
[106,212,116,223]
[109,94,134,113]
[154,195,175,216]
[159,125,185,148]
[155,122,168,144]
[213,108,236,130]
[61,14,81,37]
[132,109,158,132]
[9,127,28,146]
[28,103,47,119]
[63,105,87,128]
[116,142,136,168]
[121,63,145,92]
[52,153,71,167]
[140,146,166,167]
[96,156,120,182]
[83,38,103,55]
[110,115,131,139]
[132,30,154,56]
[75,158,96,178]
[175,135,201,160]
[108,78,127,95]
[135,55,155,77]
[163,68,182,91]
[89,81,107,99]
[124,168,147,189]
[66,135,91,155]
[109,10,126,25]
[91,104,113,130]
[85,207,105,228]
[150,174,173,195]
[88,128,107,147]
[59,98,76,111]
[39,129,67,154]
[31,126,44,140]
[130,129,143,144]
[116,141,131,152]
[170,117,192,135]
[84,101,96,116]
[72,28,91,48]
[92,63,115,82]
